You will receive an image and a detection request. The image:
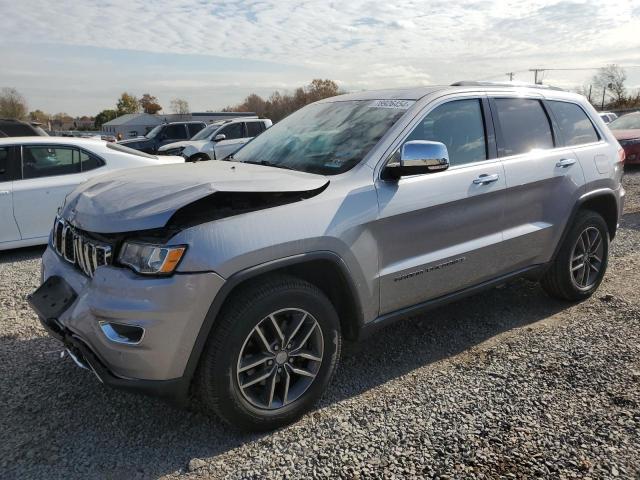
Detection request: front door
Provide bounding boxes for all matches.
[374,97,507,315]
[213,122,247,159]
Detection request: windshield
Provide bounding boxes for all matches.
[145,125,163,138]
[609,113,640,131]
[191,122,223,141]
[232,100,412,175]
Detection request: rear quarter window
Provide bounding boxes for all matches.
[548,101,599,146]
[493,98,554,156]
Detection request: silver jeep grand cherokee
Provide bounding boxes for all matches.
[29,82,625,431]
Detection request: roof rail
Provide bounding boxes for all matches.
[451,81,565,91]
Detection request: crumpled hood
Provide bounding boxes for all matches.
[61,161,329,233]
[612,129,640,141]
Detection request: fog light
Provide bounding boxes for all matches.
[99,322,144,345]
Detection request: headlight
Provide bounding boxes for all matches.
[118,242,186,275]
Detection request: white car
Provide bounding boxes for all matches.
[0,137,184,250]
[157,118,272,161]
[599,112,618,124]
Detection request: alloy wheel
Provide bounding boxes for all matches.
[570,226,604,290]
[236,308,324,410]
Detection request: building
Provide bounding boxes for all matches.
[102,112,258,139]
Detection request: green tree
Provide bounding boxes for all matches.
[0,87,28,119]
[116,92,140,116]
[95,109,118,129]
[139,93,162,114]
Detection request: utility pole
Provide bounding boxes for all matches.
[588,85,592,103]
[529,68,544,84]
[506,72,514,81]
[601,86,606,110]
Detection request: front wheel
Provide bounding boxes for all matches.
[195,276,341,431]
[541,210,609,301]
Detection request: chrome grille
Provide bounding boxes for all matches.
[52,216,112,277]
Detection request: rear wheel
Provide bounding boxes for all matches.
[541,210,609,301]
[195,276,341,431]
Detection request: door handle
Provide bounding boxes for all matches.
[473,173,499,185]
[556,158,576,168]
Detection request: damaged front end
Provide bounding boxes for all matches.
[55,161,330,276]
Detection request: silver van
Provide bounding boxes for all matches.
[29,82,625,431]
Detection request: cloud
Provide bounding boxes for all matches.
[0,0,639,114]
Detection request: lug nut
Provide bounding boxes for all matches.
[278,367,282,373]
[273,345,279,351]
[267,360,273,366]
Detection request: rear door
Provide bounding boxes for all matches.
[374,95,508,314]
[491,96,585,270]
[213,122,246,159]
[12,144,85,240]
[0,145,21,243]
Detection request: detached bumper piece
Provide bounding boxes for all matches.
[28,275,190,405]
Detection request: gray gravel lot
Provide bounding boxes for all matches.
[1,169,639,479]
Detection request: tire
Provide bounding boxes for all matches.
[195,275,341,431]
[541,209,609,301]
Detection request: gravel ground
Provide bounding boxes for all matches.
[1,169,639,479]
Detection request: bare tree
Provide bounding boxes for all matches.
[592,64,627,104]
[170,98,190,115]
[0,87,28,119]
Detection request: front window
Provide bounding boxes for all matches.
[609,113,640,131]
[191,122,224,141]
[145,125,163,138]
[232,100,411,175]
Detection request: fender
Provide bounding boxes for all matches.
[549,188,619,264]
[180,250,365,386]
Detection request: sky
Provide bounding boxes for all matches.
[1,0,639,116]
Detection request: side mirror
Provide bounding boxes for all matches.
[384,140,450,179]
[214,133,226,142]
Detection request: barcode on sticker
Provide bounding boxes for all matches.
[369,99,415,109]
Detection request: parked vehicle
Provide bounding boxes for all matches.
[0,119,48,137]
[158,118,272,161]
[599,112,618,124]
[0,137,184,250]
[30,83,624,431]
[117,121,206,154]
[608,112,640,164]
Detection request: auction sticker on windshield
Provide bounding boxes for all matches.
[369,99,415,109]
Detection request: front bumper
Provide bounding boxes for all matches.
[35,246,225,397]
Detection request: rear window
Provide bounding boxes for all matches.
[106,142,157,159]
[494,98,554,156]
[548,101,599,146]
[246,121,265,137]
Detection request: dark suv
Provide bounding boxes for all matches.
[0,119,48,137]
[118,121,206,154]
